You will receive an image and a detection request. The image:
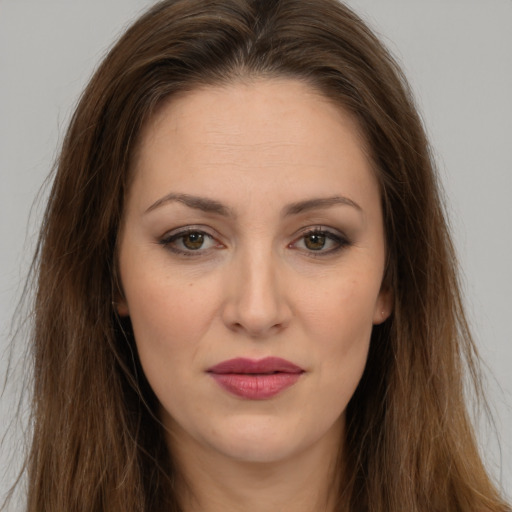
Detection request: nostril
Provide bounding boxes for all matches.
[229,320,287,337]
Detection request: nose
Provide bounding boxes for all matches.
[221,246,292,338]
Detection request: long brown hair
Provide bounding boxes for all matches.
[12,0,510,510]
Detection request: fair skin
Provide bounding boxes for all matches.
[117,79,392,512]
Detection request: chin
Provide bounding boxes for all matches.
[202,414,340,465]
[212,433,302,464]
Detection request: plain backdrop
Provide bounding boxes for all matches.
[1,0,511,505]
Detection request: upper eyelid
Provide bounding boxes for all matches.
[293,226,347,240]
[158,228,218,251]
[160,225,218,240]
[159,225,347,239]
[158,225,349,247]
[290,227,350,251]
[158,229,220,257]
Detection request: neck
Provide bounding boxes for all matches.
[167,422,346,512]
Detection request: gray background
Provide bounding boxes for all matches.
[1,0,511,505]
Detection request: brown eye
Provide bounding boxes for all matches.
[304,233,326,250]
[182,232,205,250]
[290,228,349,255]
[159,229,218,255]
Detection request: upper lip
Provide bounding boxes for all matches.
[207,357,304,375]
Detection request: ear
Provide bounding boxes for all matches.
[372,284,393,325]
[115,298,130,317]
[112,259,129,316]
[113,279,130,316]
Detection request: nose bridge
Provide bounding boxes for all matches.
[223,241,290,336]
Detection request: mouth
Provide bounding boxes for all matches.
[207,357,304,400]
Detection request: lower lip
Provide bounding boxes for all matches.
[209,373,302,399]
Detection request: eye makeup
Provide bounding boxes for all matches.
[158,224,351,259]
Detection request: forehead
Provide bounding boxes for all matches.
[129,78,378,215]
[137,78,369,160]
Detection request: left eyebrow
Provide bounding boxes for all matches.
[283,196,362,216]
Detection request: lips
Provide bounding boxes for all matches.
[207,357,304,400]
[208,357,304,375]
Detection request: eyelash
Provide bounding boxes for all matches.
[158,227,220,257]
[158,226,350,257]
[291,228,350,257]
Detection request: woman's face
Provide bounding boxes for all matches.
[117,79,391,465]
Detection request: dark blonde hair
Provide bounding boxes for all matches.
[16,0,509,510]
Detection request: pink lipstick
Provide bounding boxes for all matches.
[207,357,304,400]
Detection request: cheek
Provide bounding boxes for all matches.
[297,270,378,398]
[298,267,380,341]
[121,262,222,385]
[125,274,222,435]
[124,253,217,329]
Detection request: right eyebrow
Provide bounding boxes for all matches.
[144,192,234,217]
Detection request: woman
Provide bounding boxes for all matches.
[8,0,510,510]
